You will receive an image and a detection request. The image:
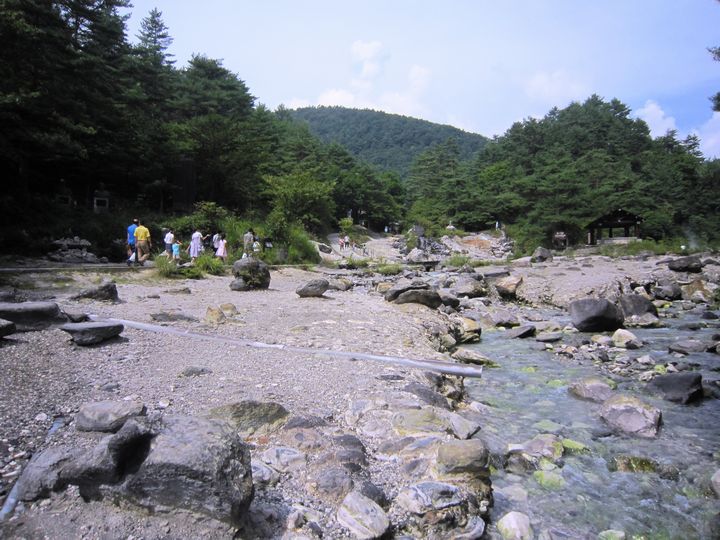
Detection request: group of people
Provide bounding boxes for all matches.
[126,218,152,266]
[338,234,353,250]
[126,220,258,266]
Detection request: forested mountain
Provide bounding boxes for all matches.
[406,95,720,251]
[290,106,488,177]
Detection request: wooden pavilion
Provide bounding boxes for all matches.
[586,209,643,245]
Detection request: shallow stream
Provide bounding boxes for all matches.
[466,309,720,539]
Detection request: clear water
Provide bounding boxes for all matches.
[465,308,720,539]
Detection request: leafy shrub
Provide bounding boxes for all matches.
[194,252,225,275]
[153,254,181,278]
[180,266,205,279]
[286,226,321,265]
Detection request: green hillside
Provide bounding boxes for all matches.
[290,106,488,176]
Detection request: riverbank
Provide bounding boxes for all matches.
[0,250,719,538]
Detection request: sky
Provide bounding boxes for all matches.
[123,1,720,158]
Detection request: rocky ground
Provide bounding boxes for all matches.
[0,238,718,539]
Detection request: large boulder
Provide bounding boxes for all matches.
[531,246,553,263]
[231,258,271,290]
[652,279,682,301]
[569,298,624,332]
[648,372,703,404]
[70,280,119,302]
[296,279,329,298]
[384,279,429,302]
[668,255,704,273]
[451,275,488,298]
[495,275,523,299]
[0,301,67,331]
[120,415,253,525]
[619,294,658,318]
[600,395,662,438]
[59,321,124,345]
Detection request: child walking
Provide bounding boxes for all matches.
[172,239,182,262]
[215,234,227,262]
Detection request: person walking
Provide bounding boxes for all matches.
[134,219,152,265]
[126,218,138,265]
[163,229,175,257]
[243,228,255,257]
[189,229,205,263]
[215,234,227,262]
[172,239,182,262]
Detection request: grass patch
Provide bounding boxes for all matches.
[446,254,471,267]
[376,263,403,276]
[598,238,698,258]
[344,256,370,269]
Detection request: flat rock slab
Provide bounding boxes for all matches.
[0,301,67,331]
[76,401,146,432]
[59,321,124,345]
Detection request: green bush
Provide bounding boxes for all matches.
[153,254,181,278]
[286,226,321,265]
[194,252,226,275]
[180,266,205,279]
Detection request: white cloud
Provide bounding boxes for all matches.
[317,88,363,108]
[351,40,385,82]
[291,43,431,119]
[351,40,382,62]
[635,99,677,137]
[694,112,720,159]
[525,70,589,105]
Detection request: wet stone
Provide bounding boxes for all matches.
[395,481,462,514]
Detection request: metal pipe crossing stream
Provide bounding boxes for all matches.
[88,315,484,379]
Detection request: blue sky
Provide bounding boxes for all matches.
[124,1,720,158]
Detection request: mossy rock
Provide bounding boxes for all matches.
[653,364,668,374]
[533,469,565,490]
[533,419,563,433]
[562,438,589,454]
[520,366,537,373]
[546,379,566,388]
[609,455,658,473]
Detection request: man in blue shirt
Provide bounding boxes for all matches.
[127,218,138,265]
